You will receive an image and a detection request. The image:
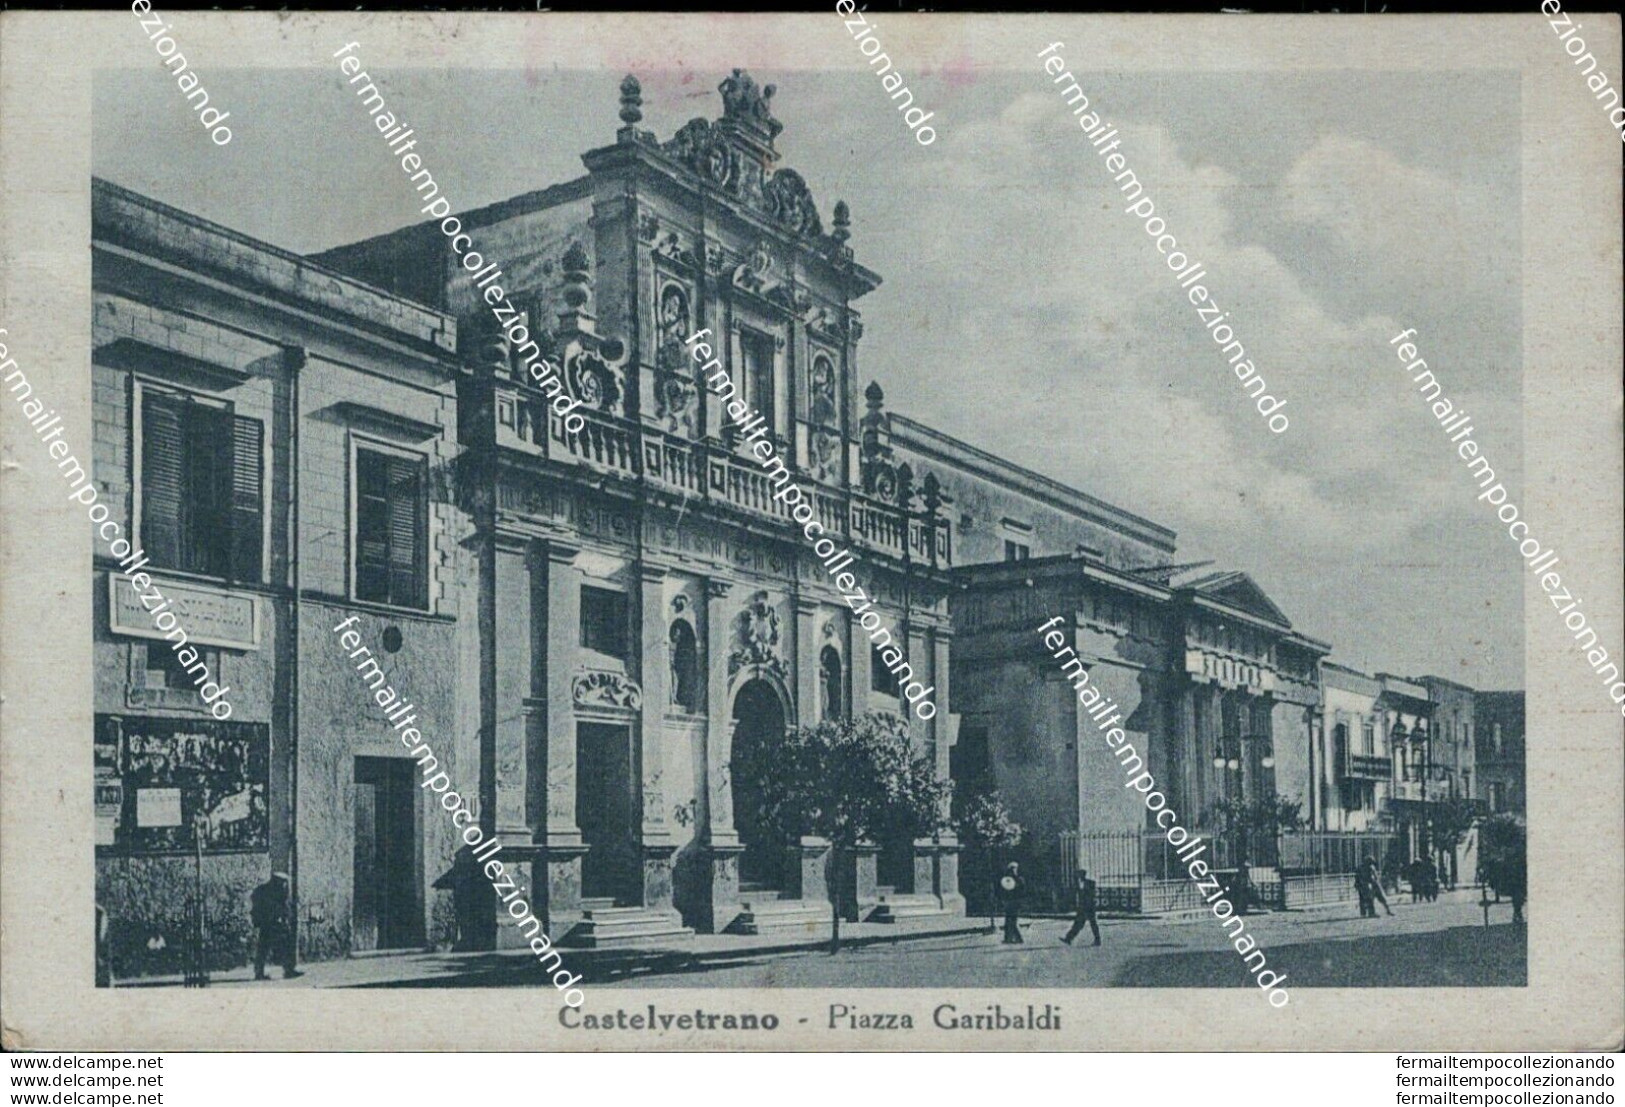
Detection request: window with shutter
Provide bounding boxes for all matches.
[354,446,427,609]
[229,416,264,581]
[140,392,186,569]
[139,387,264,582]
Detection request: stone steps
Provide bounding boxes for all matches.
[866,893,950,923]
[559,905,695,950]
[725,898,832,937]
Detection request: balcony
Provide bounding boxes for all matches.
[492,392,952,566]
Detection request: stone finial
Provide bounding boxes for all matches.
[896,462,915,510]
[922,471,944,514]
[831,200,851,245]
[561,242,591,311]
[864,380,885,413]
[619,75,643,126]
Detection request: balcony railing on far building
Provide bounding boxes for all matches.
[493,391,951,566]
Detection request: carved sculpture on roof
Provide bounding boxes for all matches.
[762,168,823,237]
[719,68,783,141]
[656,71,830,240]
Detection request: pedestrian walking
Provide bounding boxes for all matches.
[250,871,299,980]
[95,902,112,987]
[1362,856,1394,916]
[1404,857,1423,903]
[1061,869,1101,946]
[994,862,1025,944]
[1354,865,1374,918]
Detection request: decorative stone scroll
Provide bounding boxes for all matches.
[572,670,644,711]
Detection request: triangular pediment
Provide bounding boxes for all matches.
[1181,571,1292,628]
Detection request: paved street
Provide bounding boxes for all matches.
[116,891,1524,991]
[596,893,1526,991]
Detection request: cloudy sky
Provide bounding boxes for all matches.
[94,60,1524,688]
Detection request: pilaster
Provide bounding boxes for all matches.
[699,577,742,930]
[635,560,676,910]
[540,540,586,919]
[793,595,820,728]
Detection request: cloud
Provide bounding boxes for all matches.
[853,82,1521,678]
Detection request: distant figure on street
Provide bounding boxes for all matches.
[1062,869,1101,946]
[1422,858,1440,902]
[1362,856,1394,916]
[1230,858,1254,914]
[250,872,298,980]
[1404,857,1424,903]
[994,862,1025,944]
[95,902,112,987]
[1503,853,1526,923]
[1354,865,1375,918]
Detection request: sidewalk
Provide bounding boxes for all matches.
[114,914,992,990]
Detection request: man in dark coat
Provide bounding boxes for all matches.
[1363,856,1395,916]
[994,862,1025,944]
[250,872,297,980]
[1061,869,1101,946]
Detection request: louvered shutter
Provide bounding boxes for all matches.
[229,415,264,582]
[355,450,390,603]
[386,456,425,608]
[187,402,236,577]
[140,392,186,569]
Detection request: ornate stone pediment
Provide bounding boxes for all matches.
[658,72,826,240]
[572,669,643,711]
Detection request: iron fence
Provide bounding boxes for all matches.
[1057,828,1399,913]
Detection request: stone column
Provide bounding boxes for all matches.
[539,540,587,923]
[635,561,677,910]
[699,577,741,931]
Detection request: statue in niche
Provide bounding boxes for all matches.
[809,355,838,427]
[654,283,698,434]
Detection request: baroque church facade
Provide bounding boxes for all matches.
[318,70,961,942]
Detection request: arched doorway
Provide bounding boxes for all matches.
[731,679,787,891]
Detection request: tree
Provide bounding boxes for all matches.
[1429,796,1480,885]
[952,790,1024,927]
[1206,795,1305,865]
[731,711,950,951]
[1476,813,1526,894]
